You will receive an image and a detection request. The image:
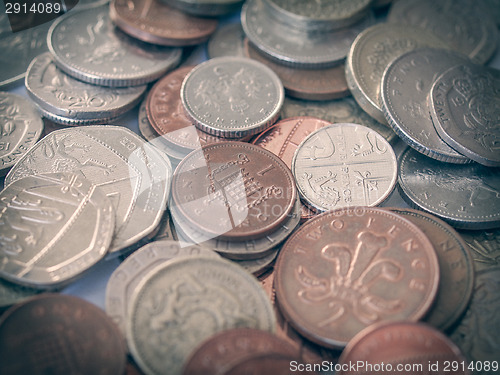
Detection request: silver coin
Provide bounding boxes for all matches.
[5,125,173,255]
[0,92,44,176]
[34,104,120,126]
[127,255,276,375]
[106,240,219,336]
[233,246,279,276]
[458,228,500,272]
[398,147,500,229]
[263,0,372,32]
[207,23,246,59]
[171,197,301,260]
[0,172,114,288]
[346,23,448,124]
[47,6,182,87]
[181,56,284,138]
[161,0,244,16]
[281,96,398,145]
[242,0,374,69]
[380,48,471,163]
[291,123,398,212]
[429,63,500,167]
[149,210,178,242]
[388,0,498,65]
[26,52,146,121]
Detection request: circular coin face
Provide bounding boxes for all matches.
[274,207,440,349]
[181,56,284,138]
[291,123,397,212]
[171,141,297,241]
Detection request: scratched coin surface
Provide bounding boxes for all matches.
[291,123,397,212]
[0,294,126,375]
[380,48,470,163]
[106,240,218,336]
[26,52,146,122]
[110,0,218,46]
[429,63,500,167]
[388,208,474,331]
[274,207,440,349]
[127,256,276,375]
[0,92,43,176]
[337,321,469,375]
[0,172,114,288]
[5,126,172,255]
[171,141,296,241]
[48,6,182,86]
[398,147,500,229]
[181,56,284,138]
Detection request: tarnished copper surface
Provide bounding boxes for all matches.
[110,0,218,46]
[338,321,470,375]
[182,328,298,375]
[274,207,440,349]
[244,39,349,101]
[222,353,314,375]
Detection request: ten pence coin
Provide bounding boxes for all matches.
[274,207,440,349]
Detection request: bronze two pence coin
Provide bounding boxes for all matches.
[0,294,126,375]
[170,141,297,241]
[274,207,440,349]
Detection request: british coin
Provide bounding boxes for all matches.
[171,141,297,241]
[207,23,246,59]
[274,207,440,349]
[0,92,44,176]
[398,147,500,229]
[41,118,69,137]
[48,6,182,87]
[291,123,397,212]
[429,63,500,167]
[244,39,350,101]
[0,279,41,311]
[346,23,447,124]
[5,126,173,255]
[380,48,471,163]
[110,0,218,46]
[459,229,500,271]
[222,353,308,375]
[280,97,398,145]
[127,256,276,375]
[0,172,114,288]
[337,322,469,375]
[171,197,300,260]
[148,209,178,242]
[106,240,218,336]
[34,104,121,126]
[181,56,284,138]
[233,246,279,276]
[26,52,146,122]
[388,207,474,331]
[262,0,372,32]
[0,294,126,375]
[242,0,374,69]
[161,0,245,16]
[450,267,500,374]
[388,0,498,65]
[182,327,298,375]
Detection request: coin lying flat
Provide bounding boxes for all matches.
[26,52,146,122]
[0,92,44,176]
[181,57,284,138]
[429,63,500,167]
[291,123,397,212]
[274,207,440,349]
[398,147,500,229]
[458,228,500,271]
[208,23,246,59]
[5,126,172,255]
[48,6,182,87]
[127,256,276,375]
[0,172,114,289]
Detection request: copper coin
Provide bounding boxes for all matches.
[388,207,474,331]
[0,294,126,375]
[244,39,349,101]
[274,207,440,349]
[182,327,298,375]
[337,321,470,375]
[170,141,297,241]
[222,353,314,375]
[109,0,218,46]
[252,116,332,221]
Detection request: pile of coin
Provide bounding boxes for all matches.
[1,0,500,374]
